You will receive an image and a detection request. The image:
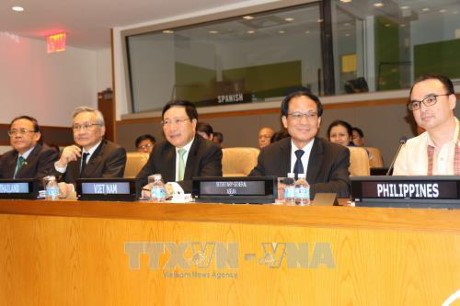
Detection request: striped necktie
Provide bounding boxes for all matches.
[13,156,25,178]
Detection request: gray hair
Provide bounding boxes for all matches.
[72,106,105,126]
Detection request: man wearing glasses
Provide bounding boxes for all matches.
[54,106,126,191]
[136,99,222,194]
[135,134,156,153]
[0,116,58,179]
[394,74,458,175]
[249,90,351,198]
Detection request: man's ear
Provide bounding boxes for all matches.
[282,116,288,128]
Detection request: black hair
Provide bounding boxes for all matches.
[135,134,156,148]
[196,122,214,138]
[351,127,364,138]
[9,115,40,133]
[213,132,224,144]
[281,90,323,117]
[162,99,198,121]
[327,120,353,140]
[409,73,455,97]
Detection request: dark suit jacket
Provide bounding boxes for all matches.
[55,139,126,185]
[0,143,59,179]
[136,137,222,193]
[249,137,351,198]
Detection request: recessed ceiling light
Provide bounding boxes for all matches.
[317,19,323,23]
[209,30,219,34]
[162,30,174,34]
[345,33,351,37]
[400,6,410,10]
[384,23,390,27]
[243,15,254,20]
[422,7,430,12]
[247,30,255,34]
[453,11,459,14]
[278,30,285,34]
[439,9,447,13]
[305,30,310,34]
[11,6,24,12]
[285,17,294,22]
[344,22,351,26]
[374,2,384,8]
[340,0,352,3]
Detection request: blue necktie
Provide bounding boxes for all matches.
[293,150,304,180]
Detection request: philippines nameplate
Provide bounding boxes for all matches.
[351,176,460,209]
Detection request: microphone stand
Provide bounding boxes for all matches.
[386,137,407,175]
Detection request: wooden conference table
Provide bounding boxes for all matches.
[0,199,459,306]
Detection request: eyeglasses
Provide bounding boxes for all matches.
[161,118,190,127]
[138,143,153,150]
[287,112,318,122]
[72,123,102,131]
[8,128,36,137]
[407,93,451,111]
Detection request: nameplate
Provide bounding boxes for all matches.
[76,178,141,201]
[351,176,460,209]
[0,179,40,199]
[192,176,275,204]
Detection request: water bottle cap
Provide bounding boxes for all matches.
[153,174,162,180]
[287,173,295,178]
[298,173,306,179]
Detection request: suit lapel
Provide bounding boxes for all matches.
[162,143,177,183]
[7,151,19,178]
[307,138,323,182]
[280,138,291,175]
[184,137,199,180]
[16,144,41,177]
[82,141,105,177]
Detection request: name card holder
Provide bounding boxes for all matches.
[351,175,460,209]
[76,178,142,202]
[0,179,40,199]
[192,176,276,204]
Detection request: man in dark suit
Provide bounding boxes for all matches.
[137,99,222,194]
[249,91,350,198]
[0,116,58,179]
[54,106,126,195]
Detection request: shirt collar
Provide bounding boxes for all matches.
[18,146,35,159]
[176,137,194,153]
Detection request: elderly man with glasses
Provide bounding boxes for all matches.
[394,74,458,175]
[54,106,126,194]
[249,90,351,198]
[0,115,58,179]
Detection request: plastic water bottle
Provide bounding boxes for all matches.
[284,173,296,205]
[150,174,166,202]
[294,173,310,206]
[45,176,59,200]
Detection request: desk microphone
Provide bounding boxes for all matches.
[386,136,407,175]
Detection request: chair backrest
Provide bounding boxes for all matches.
[222,147,260,177]
[124,152,150,178]
[348,146,370,176]
[365,147,384,168]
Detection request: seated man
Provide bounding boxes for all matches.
[394,74,458,175]
[54,106,126,194]
[258,127,275,149]
[0,115,58,179]
[135,134,156,154]
[249,90,350,198]
[136,99,222,194]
